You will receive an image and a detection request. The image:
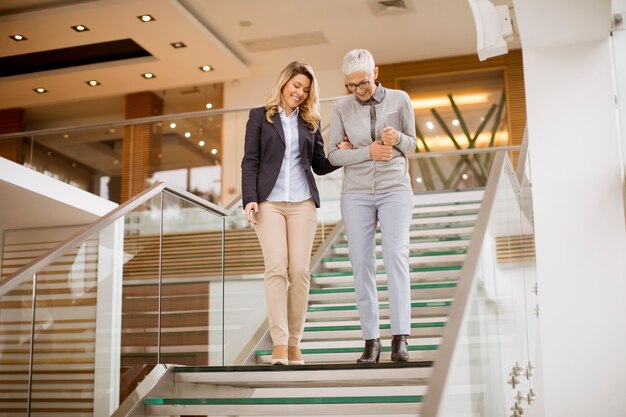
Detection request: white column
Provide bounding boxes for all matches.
[514,1,626,416]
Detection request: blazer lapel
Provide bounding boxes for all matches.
[271,112,286,144]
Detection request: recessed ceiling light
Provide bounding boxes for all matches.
[33,87,47,94]
[199,65,213,72]
[205,103,213,109]
[71,25,89,32]
[426,121,434,130]
[169,122,176,128]
[86,80,100,87]
[451,119,460,126]
[184,132,191,138]
[171,42,186,49]
[210,148,218,155]
[198,140,205,147]
[138,14,155,22]
[142,73,155,79]
[10,34,27,41]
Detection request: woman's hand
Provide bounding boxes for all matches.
[244,202,259,225]
[380,127,398,146]
[336,136,353,150]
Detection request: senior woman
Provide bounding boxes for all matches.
[328,49,417,363]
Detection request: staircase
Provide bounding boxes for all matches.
[123,189,483,417]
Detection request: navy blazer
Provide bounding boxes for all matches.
[241,106,338,208]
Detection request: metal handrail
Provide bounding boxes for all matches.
[0,96,344,141]
[420,150,508,416]
[0,181,228,297]
[407,145,520,159]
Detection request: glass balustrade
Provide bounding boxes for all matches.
[0,185,226,417]
[428,151,538,416]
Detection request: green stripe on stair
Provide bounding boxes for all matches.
[307,300,452,313]
[144,395,424,405]
[256,344,438,356]
[309,282,457,295]
[304,321,446,332]
[312,264,462,278]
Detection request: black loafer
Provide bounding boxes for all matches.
[391,334,409,362]
[357,338,381,363]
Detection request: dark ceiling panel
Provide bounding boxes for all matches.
[0,38,151,77]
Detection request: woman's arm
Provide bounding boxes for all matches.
[311,127,339,176]
[394,92,417,154]
[328,102,372,167]
[241,109,263,207]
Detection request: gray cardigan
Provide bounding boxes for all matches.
[328,86,417,194]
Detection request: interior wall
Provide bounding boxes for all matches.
[514,1,626,415]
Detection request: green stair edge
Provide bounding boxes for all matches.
[307,300,451,313]
[144,395,424,405]
[256,345,438,356]
[309,281,457,295]
[304,321,445,332]
[321,249,467,263]
[313,264,462,278]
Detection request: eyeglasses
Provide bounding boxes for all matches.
[344,79,371,92]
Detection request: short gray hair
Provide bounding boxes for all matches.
[341,49,375,76]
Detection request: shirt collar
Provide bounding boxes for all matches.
[278,105,299,117]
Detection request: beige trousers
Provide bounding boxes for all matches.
[255,200,317,346]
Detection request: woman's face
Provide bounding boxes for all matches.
[281,74,311,112]
[344,67,379,101]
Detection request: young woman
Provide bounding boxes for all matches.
[241,61,349,365]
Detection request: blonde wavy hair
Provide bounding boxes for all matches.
[265,61,320,131]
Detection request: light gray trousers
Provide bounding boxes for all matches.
[341,190,413,340]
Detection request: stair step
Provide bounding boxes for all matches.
[321,250,466,269]
[305,300,451,321]
[312,264,462,287]
[412,201,481,214]
[308,282,457,304]
[173,362,432,386]
[411,209,478,219]
[255,344,438,365]
[303,320,446,340]
[144,395,423,415]
[332,238,470,256]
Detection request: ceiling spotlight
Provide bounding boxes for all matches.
[71,25,89,32]
[205,103,213,109]
[142,73,155,79]
[451,119,460,126]
[462,173,469,180]
[199,65,213,72]
[416,177,423,183]
[86,80,100,87]
[198,140,206,147]
[184,131,191,138]
[169,122,176,128]
[33,87,47,94]
[426,121,434,130]
[210,148,218,155]
[10,34,27,41]
[138,15,155,22]
[171,42,186,49]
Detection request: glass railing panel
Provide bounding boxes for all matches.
[27,217,126,417]
[159,191,225,367]
[435,154,538,416]
[118,193,164,395]
[0,276,35,417]
[222,200,266,366]
[409,150,503,193]
[10,109,252,205]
